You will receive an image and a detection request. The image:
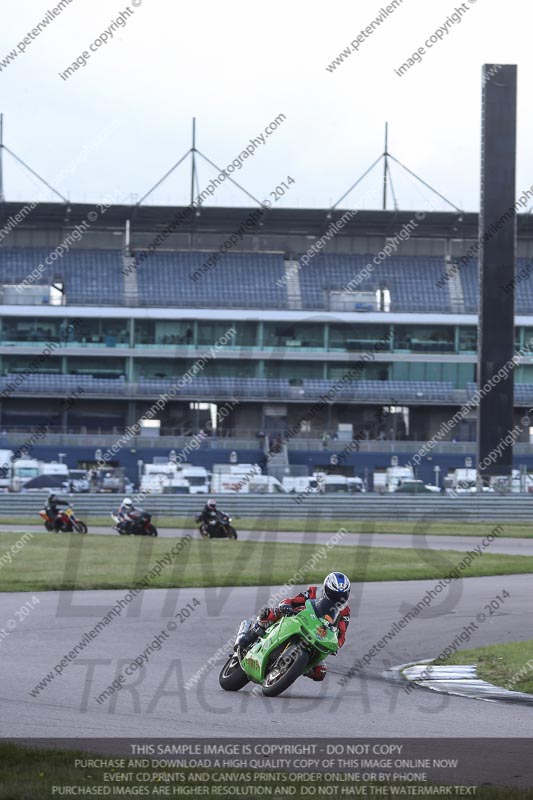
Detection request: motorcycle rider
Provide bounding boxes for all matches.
[116,497,137,534]
[196,498,226,532]
[238,572,351,681]
[45,492,69,531]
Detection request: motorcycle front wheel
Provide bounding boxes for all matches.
[219,655,249,691]
[227,526,237,540]
[147,524,158,537]
[74,522,88,534]
[262,642,309,697]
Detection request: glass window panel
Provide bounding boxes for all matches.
[197,322,236,346]
[329,324,390,351]
[326,362,389,381]
[3,355,62,374]
[67,357,126,377]
[394,325,454,352]
[458,327,477,352]
[264,361,322,379]
[153,321,195,346]
[67,319,128,346]
[2,317,63,344]
[263,323,325,349]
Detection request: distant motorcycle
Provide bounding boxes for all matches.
[197,512,237,540]
[111,510,158,537]
[39,504,88,534]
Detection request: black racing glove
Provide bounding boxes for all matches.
[278,604,294,617]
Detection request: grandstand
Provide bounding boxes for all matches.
[1,201,533,484]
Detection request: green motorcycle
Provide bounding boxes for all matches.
[219,598,339,697]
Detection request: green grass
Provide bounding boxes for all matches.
[2,531,533,592]
[2,742,533,800]
[2,516,532,537]
[440,639,533,695]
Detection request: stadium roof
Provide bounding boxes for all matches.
[2,201,533,240]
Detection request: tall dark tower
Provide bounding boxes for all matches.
[477,64,517,480]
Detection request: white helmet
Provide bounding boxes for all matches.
[323,572,351,604]
[123,497,133,507]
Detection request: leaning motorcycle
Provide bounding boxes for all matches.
[198,512,237,540]
[111,510,158,537]
[219,598,338,697]
[39,504,88,534]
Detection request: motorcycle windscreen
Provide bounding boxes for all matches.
[311,596,342,622]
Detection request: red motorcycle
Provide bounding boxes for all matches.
[39,504,88,534]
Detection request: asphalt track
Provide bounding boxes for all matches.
[1,575,533,744]
[3,524,533,555]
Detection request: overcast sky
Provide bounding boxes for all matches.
[0,0,527,213]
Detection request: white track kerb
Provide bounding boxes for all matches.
[394,661,533,705]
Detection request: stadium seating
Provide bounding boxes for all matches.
[458,261,478,313]
[135,251,286,308]
[1,373,127,395]
[302,379,455,402]
[0,371,457,402]
[6,245,520,314]
[459,258,533,314]
[467,382,533,404]
[0,248,123,304]
[296,254,452,312]
[137,376,290,399]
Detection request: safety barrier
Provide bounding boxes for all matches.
[2,492,532,522]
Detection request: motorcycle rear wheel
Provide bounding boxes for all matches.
[219,655,249,691]
[262,643,309,697]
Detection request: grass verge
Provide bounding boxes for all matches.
[1,531,533,592]
[1,517,531,537]
[439,639,533,694]
[2,743,533,800]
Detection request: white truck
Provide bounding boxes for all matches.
[40,462,69,479]
[68,469,90,493]
[178,464,209,494]
[11,458,40,492]
[282,476,321,494]
[314,474,365,493]
[444,468,478,494]
[210,465,287,494]
[247,475,287,494]
[347,476,365,493]
[317,474,349,493]
[210,464,259,494]
[373,465,415,493]
[140,462,190,495]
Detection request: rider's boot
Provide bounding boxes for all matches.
[304,664,327,681]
